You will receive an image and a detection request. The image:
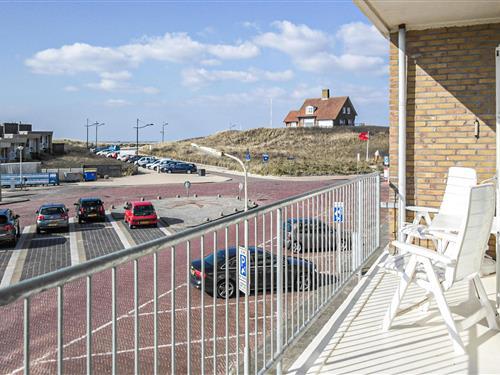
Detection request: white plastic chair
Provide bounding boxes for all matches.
[383,183,498,354]
[402,167,477,248]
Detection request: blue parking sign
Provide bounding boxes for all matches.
[238,246,249,293]
[333,202,344,223]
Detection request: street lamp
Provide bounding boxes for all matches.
[84,119,91,149]
[17,146,24,190]
[134,119,154,154]
[191,143,248,211]
[161,122,168,143]
[94,122,105,148]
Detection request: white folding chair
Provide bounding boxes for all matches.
[402,167,477,249]
[383,184,498,354]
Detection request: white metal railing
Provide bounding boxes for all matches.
[0,172,381,375]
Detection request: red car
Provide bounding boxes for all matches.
[124,201,158,229]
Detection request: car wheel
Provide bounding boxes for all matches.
[129,222,134,229]
[217,279,236,299]
[36,227,41,234]
[167,170,172,174]
[187,170,192,174]
[291,241,302,254]
[297,273,311,291]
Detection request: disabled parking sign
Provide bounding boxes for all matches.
[333,202,344,223]
[238,246,249,294]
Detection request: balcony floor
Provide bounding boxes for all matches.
[287,251,500,374]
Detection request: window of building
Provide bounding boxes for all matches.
[306,106,315,115]
[347,107,351,115]
[342,107,346,114]
[339,118,345,125]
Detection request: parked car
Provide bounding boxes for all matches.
[74,198,106,223]
[136,156,157,167]
[127,155,142,163]
[190,246,317,299]
[146,159,161,169]
[284,219,350,253]
[154,159,174,171]
[36,203,69,233]
[162,162,197,174]
[123,201,158,229]
[0,208,20,246]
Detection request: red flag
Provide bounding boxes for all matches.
[358,132,369,141]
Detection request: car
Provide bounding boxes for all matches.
[154,159,174,171]
[284,219,350,253]
[190,246,317,299]
[107,151,118,158]
[118,154,134,161]
[36,203,70,234]
[145,159,161,169]
[162,162,197,174]
[127,155,142,163]
[74,198,106,223]
[135,156,156,167]
[0,208,20,246]
[123,201,158,229]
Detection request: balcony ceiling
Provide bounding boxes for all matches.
[354,0,500,37]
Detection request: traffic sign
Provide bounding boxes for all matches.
[333,202,344,223]
[245,151,251,162]
[262,153,269,163]
[383,155,389,166]
[238,246,249,294]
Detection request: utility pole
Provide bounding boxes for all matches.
[95,122,105,148]
[85,118,90,149]
[161,122,168,143]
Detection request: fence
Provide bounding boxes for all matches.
[1,162,41,174]
[0,172,380,375]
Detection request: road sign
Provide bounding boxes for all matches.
[333,202,344,223]
[245,151,251,161]
[383,155,389,166]
[262,153,269,163]
[238,246,249,294]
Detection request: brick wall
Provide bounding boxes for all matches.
[388,23,500,251]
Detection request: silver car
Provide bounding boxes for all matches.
[36,204,69,234]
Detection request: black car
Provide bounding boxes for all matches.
[163,162,197,174]
[74,198,106,223]
[190,246,317,299]
[284,218,350,253]
[127,155,142,163]
[0,209,20,246]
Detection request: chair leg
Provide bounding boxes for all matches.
[423,259,466,355]
[473,275,499,330]
[383,255,417,331]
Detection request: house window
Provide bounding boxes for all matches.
[342,107,346,114]
[347,107,351,115]
[306,106,314,115]
[339,118,345,125]
[347,119,353,125]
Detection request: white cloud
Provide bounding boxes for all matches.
[242,21,261,32]
[336,22,387,57]
[63,85,79,92]
[188,86,288,104]
[181,68,294,87]
[141,86,160,94]
[26,33,259,75]
[295,52,385,73]
[200,59,221,66]
[86,71,159,94]
[100,70,132,80]
[105,98,131,107]
[87,79,125,91]
[254,20,331,56]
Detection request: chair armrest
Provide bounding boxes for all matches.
[391,241,455,266]
[406,206,439,214]
[426,230,459,243]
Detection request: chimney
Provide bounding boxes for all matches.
[321,88,330,100]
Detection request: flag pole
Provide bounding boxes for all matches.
[365,131,370,161]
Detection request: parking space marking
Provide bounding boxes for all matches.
[0,226,34,288]
[68,218,82,266]
[158,220,173,236]
[75,222,87,263]
[106,213,134,248]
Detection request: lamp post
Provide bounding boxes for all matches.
[17,146,24,190]
[94,122,105,148]
[161,122,168,143]
[134,119,154,154]
[84,119,90,149]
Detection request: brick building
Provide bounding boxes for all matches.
[355,1,500,247]
[283,89,357,127]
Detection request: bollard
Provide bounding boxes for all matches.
[193,194,198,198]
[157,196,162,200]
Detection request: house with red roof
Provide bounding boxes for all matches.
[283,89,357,127]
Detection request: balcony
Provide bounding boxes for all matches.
[286,251,500,374]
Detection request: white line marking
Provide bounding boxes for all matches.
[158,221,173,236]
[106,212,133,248]
[68,218,79,266]
[0,226,33,288]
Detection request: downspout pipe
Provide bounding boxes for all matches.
[397,24,407,241]
[495,45,500,307]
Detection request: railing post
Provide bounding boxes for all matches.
[276,208,283,374]
[244,218,250,375]
[376,174,381,248]
[354,179,363,271]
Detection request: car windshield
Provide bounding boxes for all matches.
[204,249,226,265]
[133,205,155,216]
[41,207,65,215]
[82,200,102,207]
[0,215,8,224]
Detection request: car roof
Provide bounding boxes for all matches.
[40,203,66,208]
[80,197,102,202]
[218,246,264,257]
[131,201,154,206]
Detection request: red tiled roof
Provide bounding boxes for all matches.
[284,110,299,123]
[297,96,349,121]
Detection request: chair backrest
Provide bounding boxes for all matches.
[444,184,495,284]
[439,167,477,216]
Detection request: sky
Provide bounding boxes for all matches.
[0,1,389,142]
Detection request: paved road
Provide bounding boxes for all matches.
[0,175,389,374]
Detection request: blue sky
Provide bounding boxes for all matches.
[0,1,389,142]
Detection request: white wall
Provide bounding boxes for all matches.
[318,120,334,127]
[303,118,315,127]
